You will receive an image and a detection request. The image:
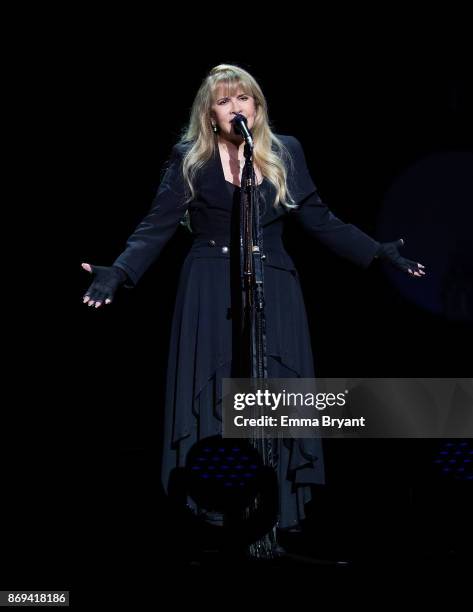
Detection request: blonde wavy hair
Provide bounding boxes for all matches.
[179,64,297,218]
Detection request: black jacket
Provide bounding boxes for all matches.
[113,135,380,284]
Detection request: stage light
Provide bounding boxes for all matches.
[432,440,473,482]
[167,435,279,545]
[185,436,265,512]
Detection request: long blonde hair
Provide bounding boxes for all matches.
[180,64,297,212]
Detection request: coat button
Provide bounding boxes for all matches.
[208,240,216,247]
[221,246,229,254]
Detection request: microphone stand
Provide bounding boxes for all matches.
[239,140,278,559]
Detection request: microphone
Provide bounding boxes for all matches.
[232,113,254,149]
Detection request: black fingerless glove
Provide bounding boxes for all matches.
[374,239,424,275]
[83,265,128,304]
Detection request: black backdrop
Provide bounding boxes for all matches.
[3,12,472,600]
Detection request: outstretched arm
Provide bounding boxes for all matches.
[112,143,189,286]
[286,136,426,276]
[81,143,189,308]
[292,188,381,269]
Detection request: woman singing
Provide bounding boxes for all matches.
[81,63,426,557]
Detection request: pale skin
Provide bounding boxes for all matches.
[211,85,263,186]
[82,86,425,307]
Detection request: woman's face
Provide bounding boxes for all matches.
[210,83,257,143]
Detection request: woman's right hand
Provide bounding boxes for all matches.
[81,263,128,308]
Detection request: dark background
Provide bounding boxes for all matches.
[3,10,472,600]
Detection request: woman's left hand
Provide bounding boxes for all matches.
[375,239,427,277]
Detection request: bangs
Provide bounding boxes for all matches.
[211,75,253,101]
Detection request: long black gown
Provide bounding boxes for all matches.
[113,135,380,528]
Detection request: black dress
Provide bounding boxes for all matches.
[113,135,380,528]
